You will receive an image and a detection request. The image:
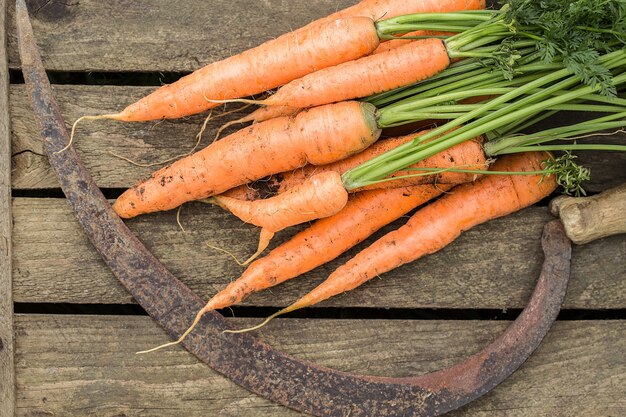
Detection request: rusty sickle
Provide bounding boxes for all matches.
[16,1,573,415]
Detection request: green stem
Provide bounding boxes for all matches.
[367,48,541,107]
[494,144,626,154]
[342,50,626,189]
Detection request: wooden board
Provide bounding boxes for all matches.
[12,198,626,309]
[9,84,626,193]
[6,0,357,72]
[14,315,626,417]
[0,0,15,416]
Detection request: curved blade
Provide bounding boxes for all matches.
[15,1,572,415]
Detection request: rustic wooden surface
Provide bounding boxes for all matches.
[9,84,626,193]
[4,0,626,416]
[12,198,626,309]
[14,315,626,417]
[0,0,15,415]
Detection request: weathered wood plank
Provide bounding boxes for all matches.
[10,84,626,193]
[12,198,626,309]
[6,0,357,72]
[14,315,626,416]
[0,0,15,415]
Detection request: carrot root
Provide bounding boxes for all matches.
[205,241,247,266]
[109,111,211,168]
[136,304,211,354]
[242,228,275,266]
[205,98,268,106]
[223,303,301,334]
[213,117,251,143]
[63,114,122,154]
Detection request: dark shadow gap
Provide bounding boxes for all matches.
[13,303,626,321]
[9,69,189,86]
[11,188,600,201]
[12,188,127,199]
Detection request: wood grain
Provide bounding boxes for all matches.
[14,314,626,417]
[12,198,626,309]
[6,0,357,72]
[0,0,15,415]
[10,84,626,193]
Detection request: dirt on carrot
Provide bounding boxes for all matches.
[209,171,349,264]
[222,132,486,201]
[112,101,380,218]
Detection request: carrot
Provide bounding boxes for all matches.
[112,101,380,218]
[222,133,486,201]
[208,171,349,265]
[302,0,485,30]
[81,17,380,124]
[213,33,451,146]
[259,38,450,109]
[228,151,558,333]
[77,0,485,126]
[141,183,451,353]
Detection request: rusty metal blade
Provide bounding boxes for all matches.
[15,1,572,415]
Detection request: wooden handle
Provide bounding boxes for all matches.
[550,183,626,244]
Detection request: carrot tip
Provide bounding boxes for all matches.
[176,205,186,233]
[136,307,209,354]
[57,114,121,154]
[210,102,255,120]
[222,311,280,334]
[109,111,211,168]
[223,304,302,334]
[194,110,213,146]
[205,241,247,267]
[213,117,249,143]
[241,229,274,266]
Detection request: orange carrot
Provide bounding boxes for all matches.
[261,38,450,109]
[305,0,486,30]
[75,0,486,136]
[209,171,348,264]
[112,101,380,218]
[222,132,486,201]
[87,17,380,123]
[229,151,558,332]
[142,183,451,353]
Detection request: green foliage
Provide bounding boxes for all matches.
[544,152,591,196]
[503,0,626,96]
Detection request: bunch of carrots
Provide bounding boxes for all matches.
[68,0,626,351]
